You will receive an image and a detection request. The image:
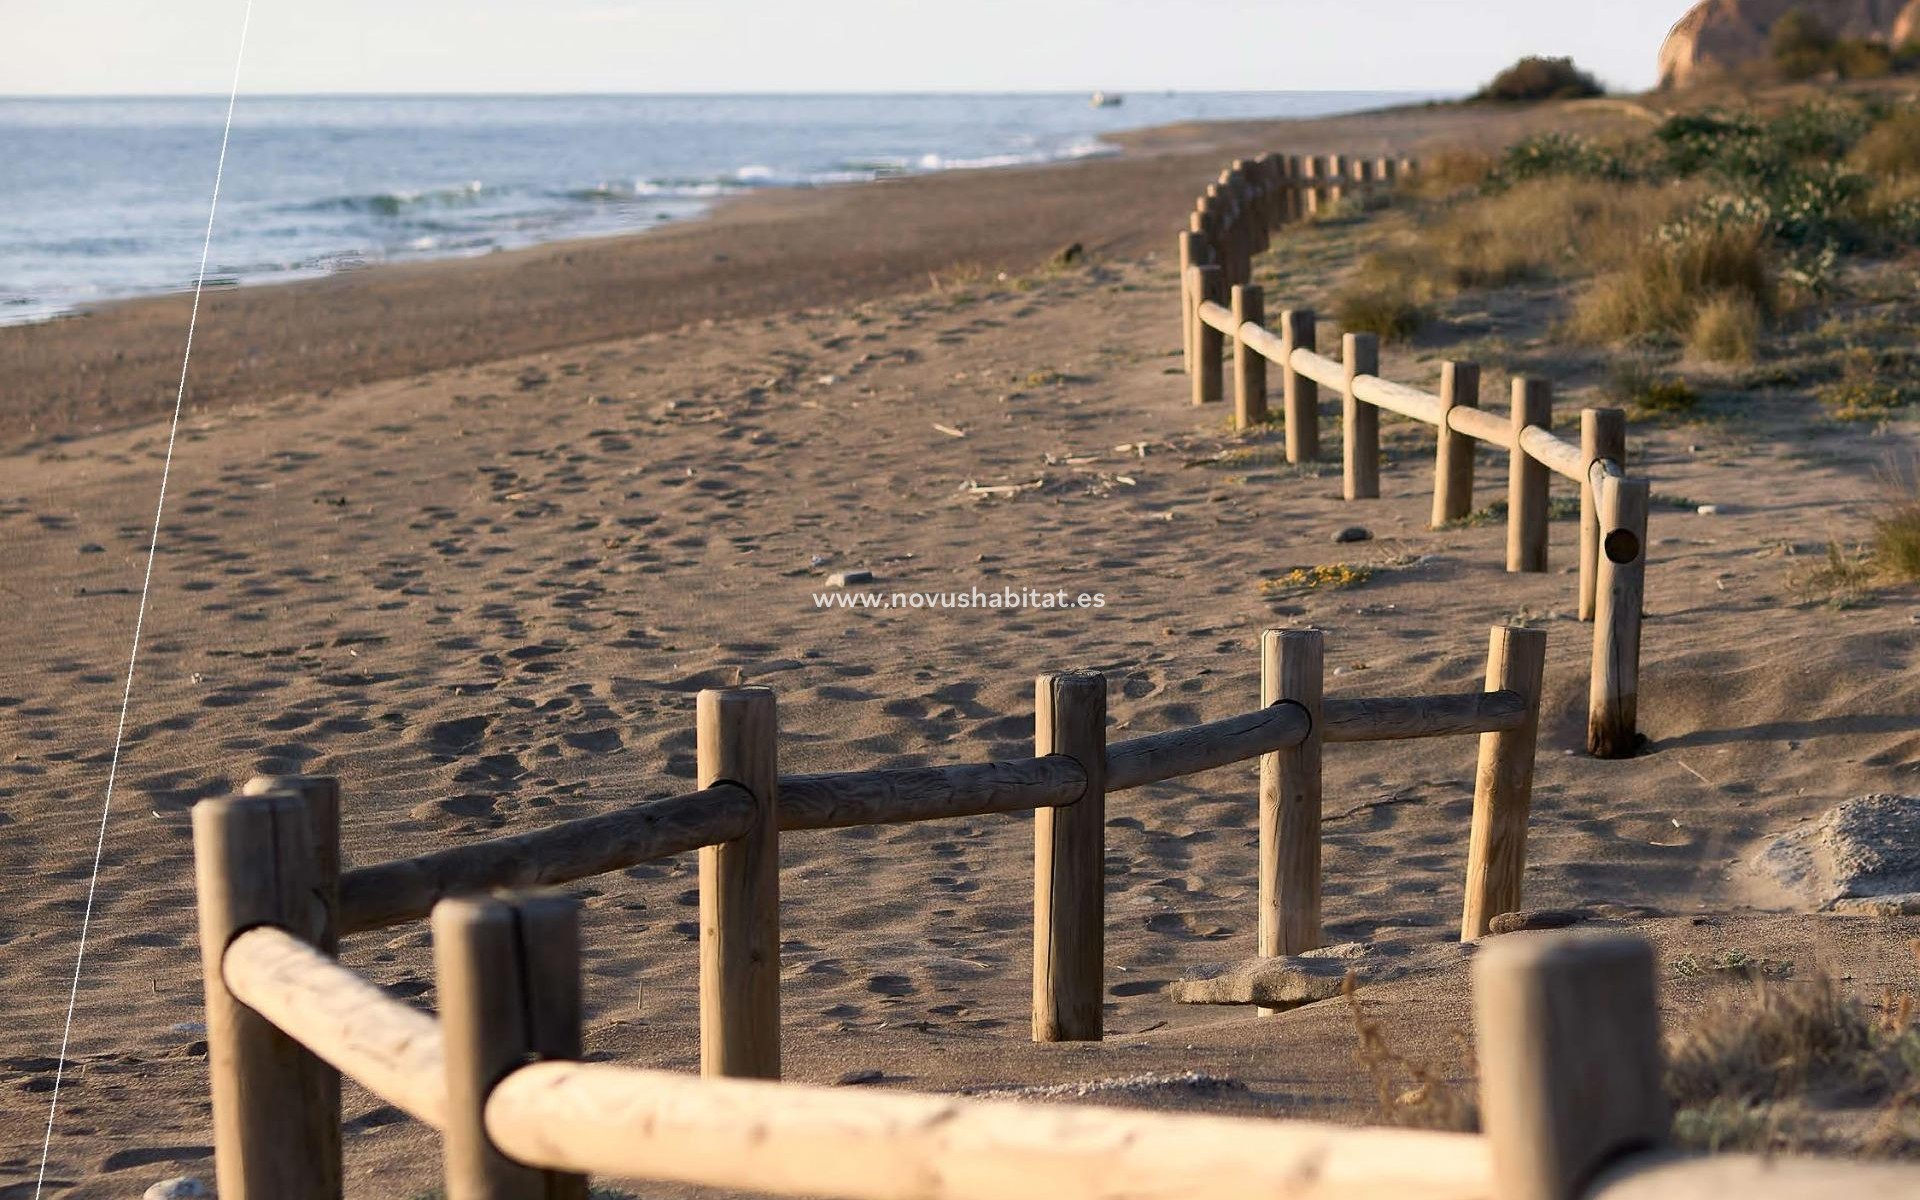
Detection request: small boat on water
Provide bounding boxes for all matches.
[1089,92,1124,108]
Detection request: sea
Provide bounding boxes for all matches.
[0,92,1429,326]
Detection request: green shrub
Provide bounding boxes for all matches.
[1494,133,1637,186]
[1474,56,1604,103]
[1609,362,1701,417]
[1334,286,1426,340]
[1819,348,1911,421]
[1772,9,1836,72]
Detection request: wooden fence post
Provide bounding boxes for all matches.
[1033,670,1107,1043]
[698,686,781,1078]
[1433,361,1479,527]
[1343,332,1381,501]
[1258,154,1283,230]
[1260,629,1324,988]
[1284,154,1304,222]
[1178,230,1207,376]
[1460,625,1547,940]
[1280,309,1319,464]
[1508,377,1552,573]
[1326,154,1347,211]
[1589,477,1649,759]
[1232,284,1267,430]
[1474,934,1668,1200]
[193,790,341,1200]
[1579,408,1628,622]
[1301,156,1322,218]
[434,891,588,1200]
[1191,264,1224,407]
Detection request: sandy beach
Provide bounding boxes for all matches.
[5,96,1920,1197]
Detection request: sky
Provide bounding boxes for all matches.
[3,0,1695,96]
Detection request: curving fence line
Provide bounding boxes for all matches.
[187,620,1916,1199]
[1177,153,1649,760]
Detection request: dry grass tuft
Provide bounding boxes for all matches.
[1404,149,1497,199]
[1573,220,1776,344]
[1872,464,1920,583]
[1851,111,1920,177]
[1343,975,1478,1132]
[1689,292,1765,364]
[1667,969,1920,1157]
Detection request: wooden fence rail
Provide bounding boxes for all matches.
[1176,151,1649,760]
[194,782,1920,1200]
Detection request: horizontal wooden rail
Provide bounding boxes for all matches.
[1351,375,1444,426]
[1518,425,1585,483]
[339,784,757,934]
[1239,319,1288,363]
[779,758,1088,830]
[1289,346,1347,391]
[1589,1152,1920,1199]
[1323,689,1527,743]
[222,925,447,1129]
[1106,702,1311,792]
[1448,402,1512,448]
[1197,299,1237,336]
[484,1060,1494,1200]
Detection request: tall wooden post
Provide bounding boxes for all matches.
[698,686,781,1078]
[1280,309,1319,464]
[1343,332,1381,501]
[1260,630,1324,991]
[1033,671,1107,1043]
[1433,361,1480,527]
[193,790,341,1200]
[1579,408,1627,622]
[1461,625,1547,940]
[1589,477,1649,759]
[1284,155,1304,222]
[1508,378,1553,573]
[1191,264,1225,407]
[434,892,588,1200]
[1232,284,1267,430]
[1474,934,1669,1200]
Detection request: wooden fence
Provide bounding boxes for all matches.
[1176,153,1649,760]
[188,622,1920,1199]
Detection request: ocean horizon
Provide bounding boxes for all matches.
[0,90,1438,325]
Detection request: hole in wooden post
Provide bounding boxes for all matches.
[1604,528,1641,565]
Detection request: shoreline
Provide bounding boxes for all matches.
[0,97,1635,455]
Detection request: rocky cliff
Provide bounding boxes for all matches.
[1659,0,1920,88]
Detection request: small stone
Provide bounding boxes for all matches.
[145,1178,211,1200]
[1488,909,1590,935]
[826,570,873,587]
[1696,504,1720,516]
[77,543,104,554]
[1332,526,1373,544]
[834,1068,884,1086]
